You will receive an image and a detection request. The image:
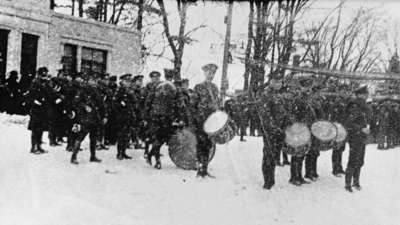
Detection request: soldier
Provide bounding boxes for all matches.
[288,79,315,186]
[344,85,370,192]
[96,74,113,150]
[70,75,106,164]
[47,74,65,146]
[304,88,326,181]
[113,74,136,160]
[105,75,118,145]
[377,101,390,150]
[331,95,347,176]
[145,69,177,169]
[28,67,50,154]
[258,77,286,189]
[143,71,163,161]
[5,70,22,115]
[131,74,146,149]
[192,63,220,177]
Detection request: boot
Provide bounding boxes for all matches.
[89,156,102,163]
[36,145,47,154]
[154,158,161,169]
[345,167,353,190]
[70,153,78,164]
[345,185,353,192]
[122,150,132,160]
[352,168,361,190]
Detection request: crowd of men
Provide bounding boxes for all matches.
[0,65,398,191]
[1,63,221,177]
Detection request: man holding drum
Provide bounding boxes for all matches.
[193,63,219,177]
[344,85,371,192]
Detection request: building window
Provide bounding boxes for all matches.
[62,44,77,75]
[81,47,107,76]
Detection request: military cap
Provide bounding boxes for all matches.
[132,75,144,82]
[149,71,161,78]
[120,73,132,81]
[37,67,49,75]
[182,78,189,84]
[109,76,117,82]
[164,68,176,79]
[9,70,18,78]
[354,85,368,95]
[201,63,218,73]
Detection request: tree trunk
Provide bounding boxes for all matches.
[78,0,84,17]
[104,0,109,22]
[137,0,144,31]
[71,0,75,16]
[243,0,254,91]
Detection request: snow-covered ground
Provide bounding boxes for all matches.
[1,115,399,225]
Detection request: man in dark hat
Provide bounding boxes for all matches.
[131,75,146,149]
[164,68,176,82]
[193,63,220,177]
[112,73,136,160]
[143,71,162,161]
[104,75,118,145]
[5,70,22,114]
[69,75,105,164]
[344,85,370,192]
[28,68,51,154]
[145,70,177,169]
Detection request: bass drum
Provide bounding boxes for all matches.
[284,123,311,156]
[203,110,236,145]
[168,128,216,170]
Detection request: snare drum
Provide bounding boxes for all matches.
[203,110,236,145]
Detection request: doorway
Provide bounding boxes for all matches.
[0,29,9,83]
[20,33,39,77]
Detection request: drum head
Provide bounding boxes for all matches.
[169,128,216,170]
[285,123,311,148]
[203,110,228,134]
[311,121,338,142]
[333,122,347,143]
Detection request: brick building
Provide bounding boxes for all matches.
[0,0,141,81]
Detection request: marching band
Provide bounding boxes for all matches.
[0,62,389,192]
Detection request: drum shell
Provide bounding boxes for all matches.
[168,128,216,170]
[209,119,237,145]
[283,144,310,156]
[311,120,338,142]
[284,122,311,149]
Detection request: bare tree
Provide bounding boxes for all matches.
[243,0,254,91]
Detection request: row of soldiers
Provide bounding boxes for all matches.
[26,64,220,177]
[224,76,370,192]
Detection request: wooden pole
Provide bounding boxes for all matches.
[220,0,233,103]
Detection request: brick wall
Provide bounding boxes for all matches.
[0,0,141,77]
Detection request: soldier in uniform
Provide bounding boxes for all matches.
[105,75,118,145]
[192,63,220,177]
[331,95,347,176]
[288,79,316,186]
[5,70,22,115]
[131,75,146,149]
[28,67,50,154]
[258,77,286,189]
[344,85,370,192]
[145,69,177,169]
[96,74,113,150]
[113,74,136,160]
[143,71,163,160]
[305,87,326,181]
[70,75,106,164]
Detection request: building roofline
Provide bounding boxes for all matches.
[52,12,141,37]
